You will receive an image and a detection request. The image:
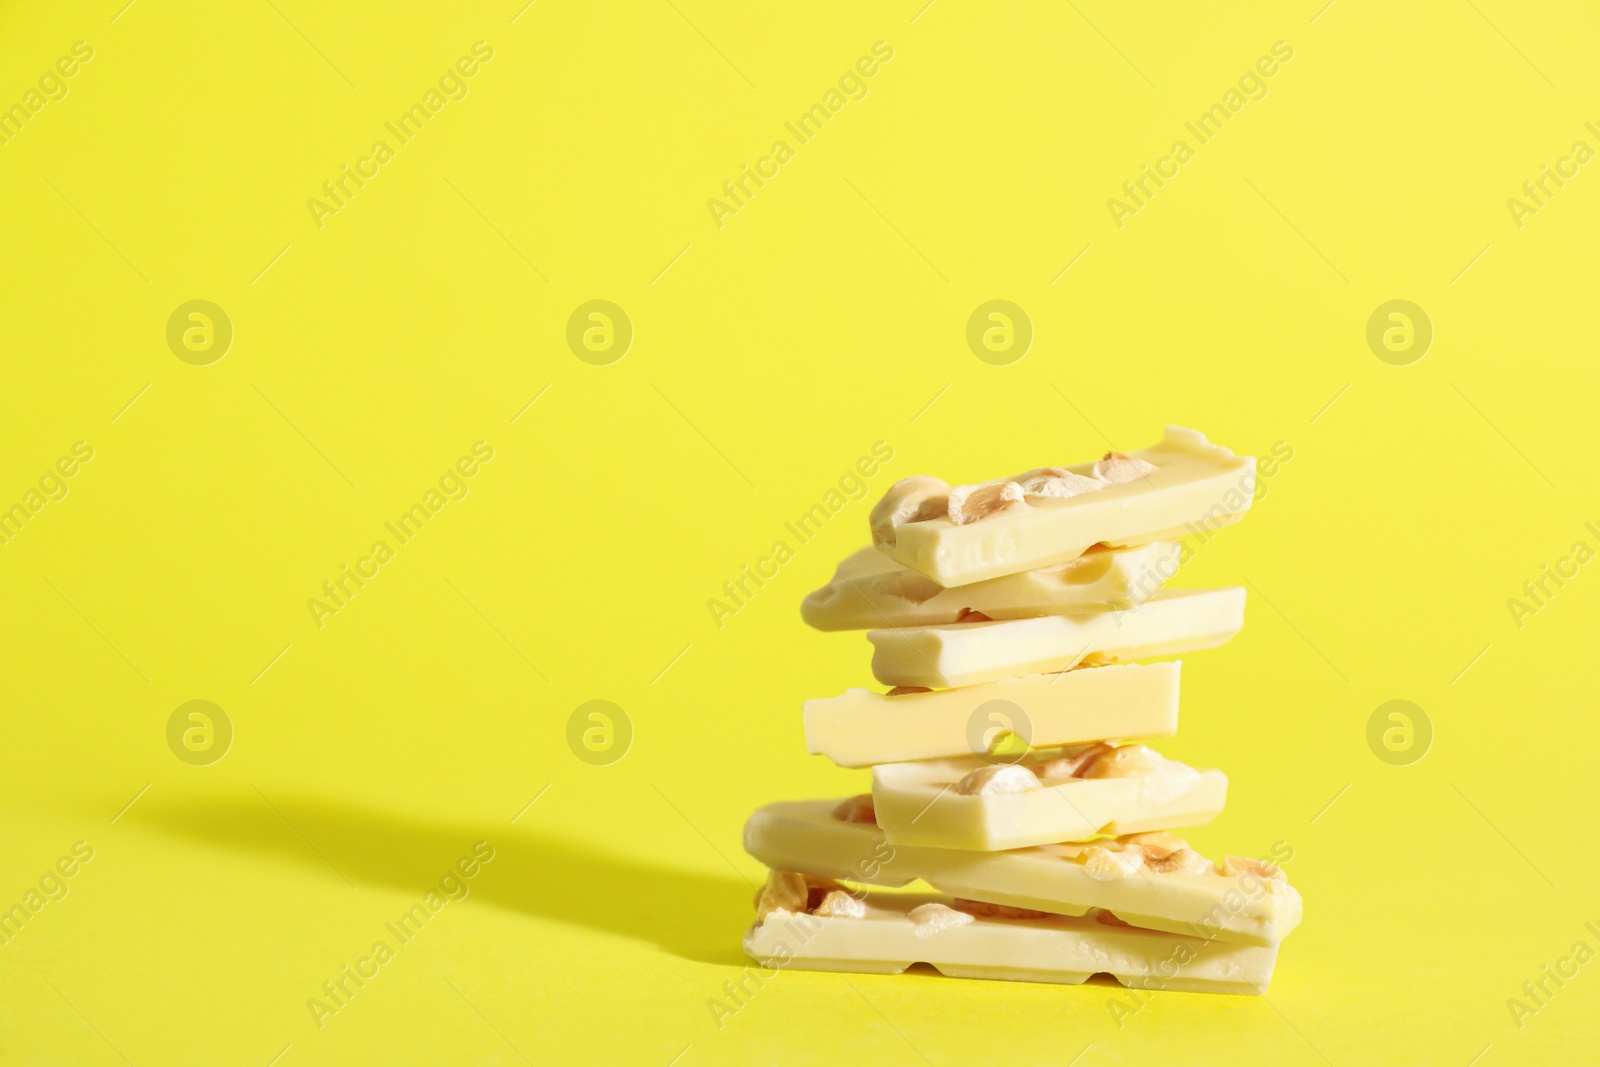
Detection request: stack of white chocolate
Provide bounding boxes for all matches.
[742,427,1302,995]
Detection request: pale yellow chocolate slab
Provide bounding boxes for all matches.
[744,891,1278,995]
[874,426,1255,587]
[867,587,1245,688]
[801,541,1182,631]
[804,662,1180,769]
[743,800,1302,945]
[872,748,1226,851]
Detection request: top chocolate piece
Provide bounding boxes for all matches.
[868,426,1255,587]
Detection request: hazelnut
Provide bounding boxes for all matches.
[1092,451,1158,484]
[1028,742,1115,782]
[1222,855,1287,890]
[1122,830,1188,855]
[907,902,975,937]
[754,870,809,921]
[954,898,1052,920]
[869,476,950,546]
[947,480,1024,525]
[813,890,866,919]
[1080,744,1167,779]
[1016,469,1107,502]
[1081,845,1144,880]
[803,877,848,912]
[832,795,877,825]
[754,871,852,921]
[953,763,1042,796]
[1147,848,1214,876]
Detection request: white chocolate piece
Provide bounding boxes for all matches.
[744,891,1279,995]
[867,587,1245,689]
[804,662,1180,769]
[873,426,1255,587]
[742,800,1302,945]
[872,748,1226,850]
[800,542,1183,631]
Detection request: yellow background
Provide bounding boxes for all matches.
[2,0,1598,1063]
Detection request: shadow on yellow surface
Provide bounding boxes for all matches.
[133,791,753,968]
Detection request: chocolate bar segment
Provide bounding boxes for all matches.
[804,662,1180,768]
[872,744,1227,850]
[744,879,1278,994]
[801,541,1182,631]
[867,587,1245,688]
[743,799,1301,945]
[871,426,1255,587]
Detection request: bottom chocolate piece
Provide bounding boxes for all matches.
[745,875,1278,995]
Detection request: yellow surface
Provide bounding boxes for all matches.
[1,1,1597,1064]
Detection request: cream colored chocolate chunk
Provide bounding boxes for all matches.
[742,799,1301,945]
[753,869,850,922]
[866,586,1245,688]
[803,662,1180,768]
[800,541,1183,631]
[744,891,1281,994]
[871,743,1226,851]
[870,426,1255,587]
